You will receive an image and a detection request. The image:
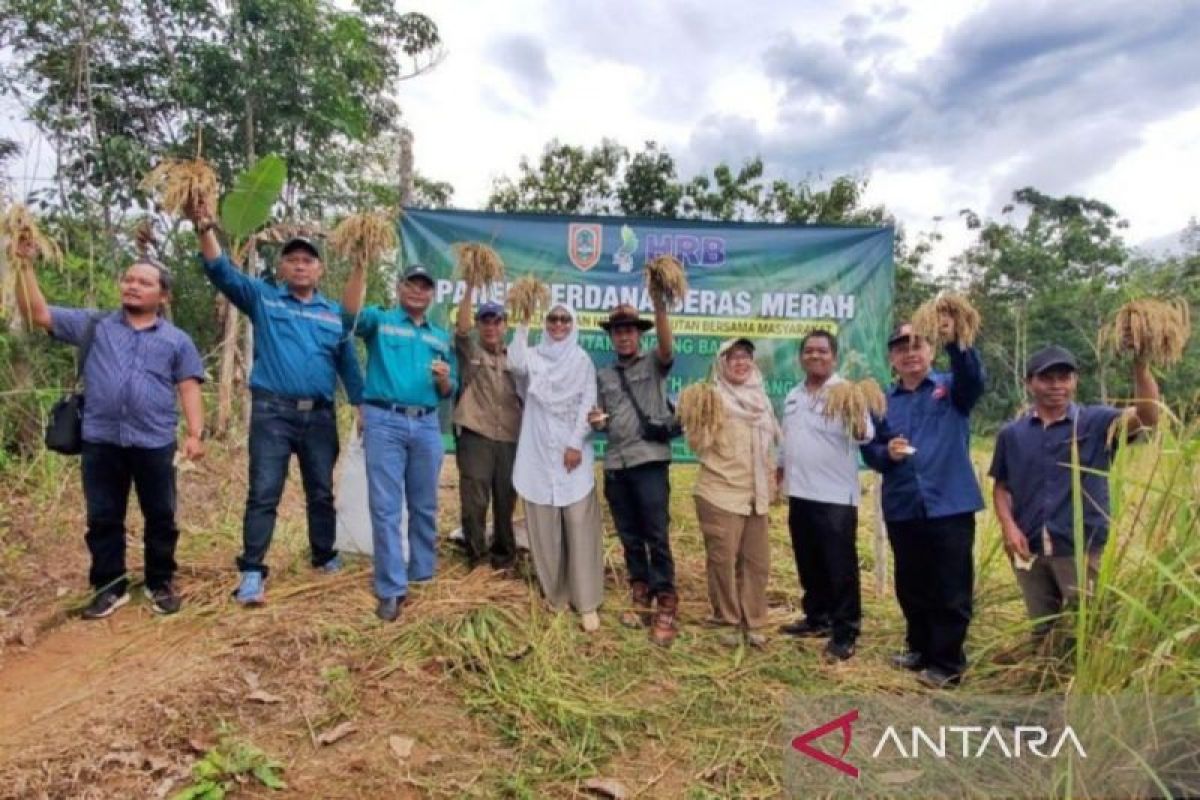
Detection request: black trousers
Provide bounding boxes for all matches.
[456,428,518,567]
[788,496,862,644]
[81,441,179,594]
[603,460,675,596]
[887,513,975,676]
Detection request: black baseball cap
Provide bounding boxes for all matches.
[402,263,434,286]
[281,236,320,259]
[1026,345,1078,378]
[887,322,928,348]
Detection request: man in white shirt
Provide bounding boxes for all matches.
[776,330,874,661]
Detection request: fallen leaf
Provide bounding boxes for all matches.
[582,778,629,799]
[246,690,284,705]
[19,627,36,647]
[388,735,415,760]
[316,721,357,746]
[877,769,923,785]
[56,586,69,598]
[242,671,260,690]
[186,737,215,754]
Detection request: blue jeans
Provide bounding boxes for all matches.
[363,405,444,599]
[240,397,340,577]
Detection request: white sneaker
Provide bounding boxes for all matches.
[580,611,600,633]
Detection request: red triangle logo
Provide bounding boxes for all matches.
[791,709,860,778]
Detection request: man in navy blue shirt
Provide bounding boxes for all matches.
[862,320,985,688]
[14,247,205,619]
[989,345,1158,647]
[188,201,363,605]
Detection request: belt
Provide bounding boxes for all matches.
[365,400,437,417]
[251,390,332,411]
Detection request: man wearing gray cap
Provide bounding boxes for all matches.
[188,202,364,607]
[344,260,457,621]
[452,272,522,570]
[989,345,1158,649]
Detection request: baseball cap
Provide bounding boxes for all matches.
[1026,345,1078,378]
[402,264,434,285]
[281,236,320,258]
[476,301,506,321]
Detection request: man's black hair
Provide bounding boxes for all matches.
[800,328,838,355]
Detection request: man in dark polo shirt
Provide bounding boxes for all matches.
[188,201,364,606]
[862,320,985,688]
[14,247,205,619]
[989,345,1158,647]
[588,298,678,646]
[453,275,522,570]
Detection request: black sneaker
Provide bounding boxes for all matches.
[824,639,856,662]
[144,584,182,615]
[890,650,926,671]
[82,589,129,620]
[779,618,831,638]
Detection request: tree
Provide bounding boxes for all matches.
[487,139,626,215]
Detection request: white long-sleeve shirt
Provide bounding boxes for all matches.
[508,326,597,507]
[779,374,874,506]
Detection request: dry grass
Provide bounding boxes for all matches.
[454,242,505,287]
[506,274,550,325]
[329,211,398,270]
[644,255,688,306]
[1105,297,1191,367]
[678,381,725,454]
[823,379,887,439]
[1,204,63,269]
[912,292,982,347]
[139,159,219,218]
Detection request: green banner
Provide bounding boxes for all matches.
[400,208,894,458]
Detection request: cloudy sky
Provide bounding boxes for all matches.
[395,0,1200,260]
[2,0,1197,263]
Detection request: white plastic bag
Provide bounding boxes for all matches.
[335,436,409,560]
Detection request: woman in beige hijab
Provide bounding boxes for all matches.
[690,338,780,648]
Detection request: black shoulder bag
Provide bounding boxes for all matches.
[44,314,103,455]
[615,365,682,443]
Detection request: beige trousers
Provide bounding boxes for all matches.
[695,496,770,630]
[1014,551,1100,637]
[524,491,605,613]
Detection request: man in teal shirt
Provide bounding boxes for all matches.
[344,262,457,621]
[188,203,363,606]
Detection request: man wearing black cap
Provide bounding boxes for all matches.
[862,319,985,688]
[588,295,679,647]
[452,270,522,571]
[189,204,364,606]
[989,345,1158,648]
[344,259,457,622]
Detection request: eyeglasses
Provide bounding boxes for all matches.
[545,314,572,324]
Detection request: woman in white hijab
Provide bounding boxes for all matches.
[690,338,781,648]
[510,304,605,631]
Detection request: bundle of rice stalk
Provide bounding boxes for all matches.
[822,381,881,440]
[1,204,62,268]
[911,292,981,347]
[678,381,725,453]
[644,255,688,305]
[140,158,219,217]
[1105,297,1191,367]
[329,211,398,269]
[506,274,550,324]
[454,242,505,286]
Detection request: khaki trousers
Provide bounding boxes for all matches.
[524,491,605,613]
[1014,551,1100,637]
[695,496,770,629]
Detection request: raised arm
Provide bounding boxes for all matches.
[1128,356,1160,432]
[652,291,674,364]
[507,324,531,375]
[947,344,986,413]
[13,258,53,331]
[343,260,367,316]
[336,335,365,405]
[455,278,475,336]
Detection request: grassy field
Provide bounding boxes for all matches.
[0,418,1195,798]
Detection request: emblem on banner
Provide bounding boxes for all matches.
[567,223,603,271]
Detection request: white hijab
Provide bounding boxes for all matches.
[527,304,591,420]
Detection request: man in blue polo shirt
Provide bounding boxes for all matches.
[14,247,205,619]
[343,260,457,622]
[189,204,364,605]
[989,345,1158,647]
[862,320,985,688]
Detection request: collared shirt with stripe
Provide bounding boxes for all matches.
[348,306,458,408]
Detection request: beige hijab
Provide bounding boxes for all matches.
[714,340,780,494]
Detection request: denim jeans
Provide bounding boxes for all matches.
[81,441,178,593]
[603,460,675,597]
[363,405,444,599]
[239,397,340,576]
